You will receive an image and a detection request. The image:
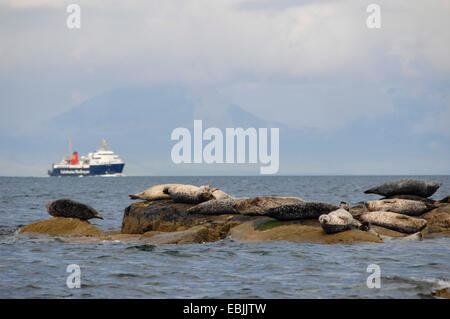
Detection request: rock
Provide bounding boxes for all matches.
[121,200,196,234]
[140,223,238,244]
[431,288,450,299]
[229,218,382,244]
[438,195,450,204]
[421,204,450,234]
[121,199,248,234]
[19,217,103,236]
[370,225,408,237]
[140,226,207,244]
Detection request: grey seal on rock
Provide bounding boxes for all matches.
[186,196,305,216]
[164,184,213,204]
[365,198,434,216]
[264,202,338,221]
[319,202,369,234]
[129,184,178,201]
[364,178,441,198]
[358,211,427,234]
[46,199,103,220]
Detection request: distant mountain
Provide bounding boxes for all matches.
[12,86,284,175]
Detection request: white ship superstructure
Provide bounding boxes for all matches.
[48,139,125,176]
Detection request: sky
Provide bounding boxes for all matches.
[0,0,449,176]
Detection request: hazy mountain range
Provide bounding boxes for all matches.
[1,86,448,176]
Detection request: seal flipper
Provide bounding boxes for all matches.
[93,212,104,220]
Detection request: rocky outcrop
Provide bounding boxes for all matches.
[421,204,450,235]
[431,288,450,299]
[19,217,103,236]
[229,218,382,244]
[121,199,252,234]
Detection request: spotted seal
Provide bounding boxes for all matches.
[319,202,369,234]
[358,211,427,234]
[129,184,178,201]
[365,198,434,216]
[364,178,441,198]
[264,202,338,221]
[383,194,436,205]
[164,184,213,204]
[211,188,233,200]
[46,199,103,220]
[186,196,305,216]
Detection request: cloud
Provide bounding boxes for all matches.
[0,0,450,175]
[1,1,449,78]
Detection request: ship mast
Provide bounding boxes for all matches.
[68,137,72,155]
[102,139,106,151]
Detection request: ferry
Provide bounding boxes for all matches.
[48,139,125,176]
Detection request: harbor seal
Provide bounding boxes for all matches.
[211,188,233,200]
[129,184,178,201]
[358,211,427,234]
[234,197,305,216]
[383,194,436,205]
[365,199,434,216]
[186,196,305,216]
[319,202,369,234]
[364,178,441,198]
[186,198,241,215]
[264,202,338,221]
[164,184,213,204]
[46,199,103,220]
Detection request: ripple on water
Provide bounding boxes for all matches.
[1,176,450,298]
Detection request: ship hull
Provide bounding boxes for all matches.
[48,163,125,176]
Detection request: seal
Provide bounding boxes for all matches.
[364,178,441,198]
[46,199,103,220]
[164,184,213,204]
[234,197,305,216]
[211,188,233,200]
[186,196,305,216]
[358,211,427,234]
[264,202,338,221]
[319,202,369,234]
[186,198,241,215]
[129,184,178,201]
[365,198,434,216]
[383,194,436,205]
